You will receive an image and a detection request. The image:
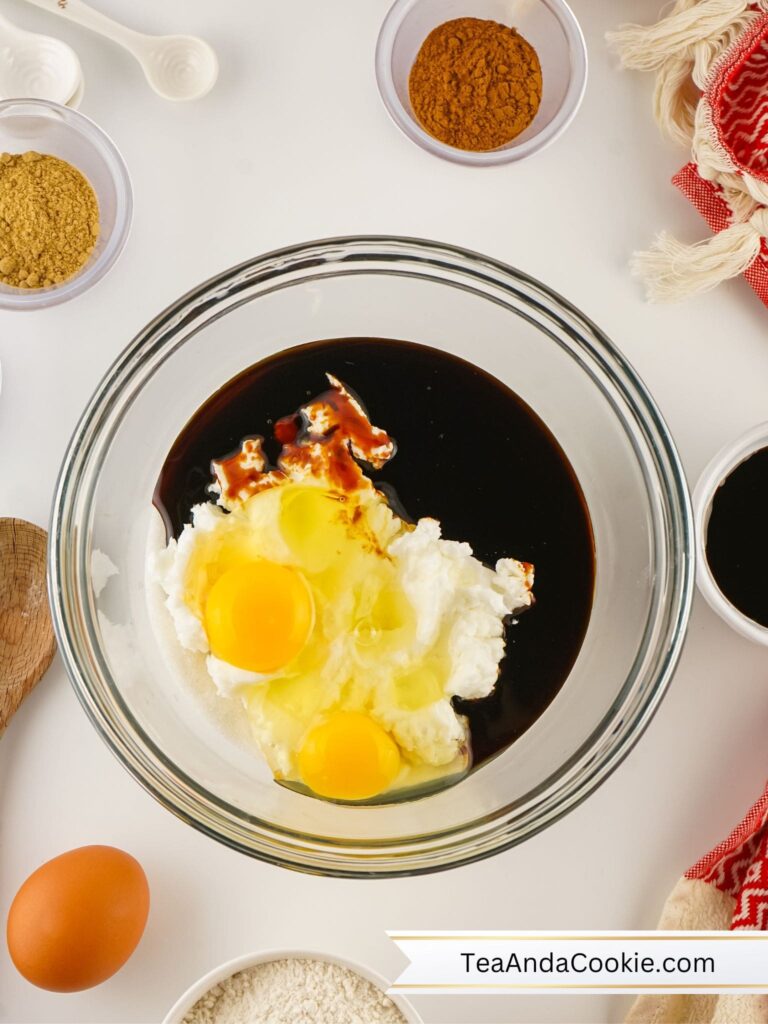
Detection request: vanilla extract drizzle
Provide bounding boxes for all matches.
[153,337,595,770]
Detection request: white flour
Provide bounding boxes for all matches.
[182,957,408,1024]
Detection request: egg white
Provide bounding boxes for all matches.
[153,482,533,783]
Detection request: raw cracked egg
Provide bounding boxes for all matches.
[6,845,149,992]
[204,560,315,673]
[153,376,535,803]
[298,711,402,801]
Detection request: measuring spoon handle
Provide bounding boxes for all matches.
[21,0,149,58]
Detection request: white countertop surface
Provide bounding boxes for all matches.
[2,1,768,1022]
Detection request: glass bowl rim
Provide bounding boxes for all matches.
[0,97,133,311]
[374,0,589,167]
[49,235,694,877]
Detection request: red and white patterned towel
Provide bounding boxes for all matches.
[687,785,768,932]
[627,784,768,1023]
[610,2,768,306]
[674,162,768,307]
[708,11,768,186]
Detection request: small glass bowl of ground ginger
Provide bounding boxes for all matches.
[0,99,131,310]
[376,0,588,166]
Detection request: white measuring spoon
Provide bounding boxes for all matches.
[22,0,218,101]
[0,9,83,106]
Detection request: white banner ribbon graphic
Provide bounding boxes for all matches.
[387,931,768,995]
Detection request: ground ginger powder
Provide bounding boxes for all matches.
[0,151,99,289]
[409,18,543,152]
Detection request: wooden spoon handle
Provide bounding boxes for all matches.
[0,519,56,735]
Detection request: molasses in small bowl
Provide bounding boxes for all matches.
[694,422,768,645]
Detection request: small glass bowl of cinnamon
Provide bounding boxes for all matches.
[375,0,588,166]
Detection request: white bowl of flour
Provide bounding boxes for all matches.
[164,949,423,1024]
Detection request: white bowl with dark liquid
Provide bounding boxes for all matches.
[49,237,693,877]
[693,422,768,646]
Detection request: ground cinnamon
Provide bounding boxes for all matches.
[409,17,543,152]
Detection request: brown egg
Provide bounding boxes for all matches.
[6,845,149,992]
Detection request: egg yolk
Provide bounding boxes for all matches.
[298,711,401,801]
[204,561,314,673]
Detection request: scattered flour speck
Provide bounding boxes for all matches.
[182,957,407,1024]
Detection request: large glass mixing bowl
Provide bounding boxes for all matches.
[49,237,693,877]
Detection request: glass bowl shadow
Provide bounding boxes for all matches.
[49,237,693,878]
